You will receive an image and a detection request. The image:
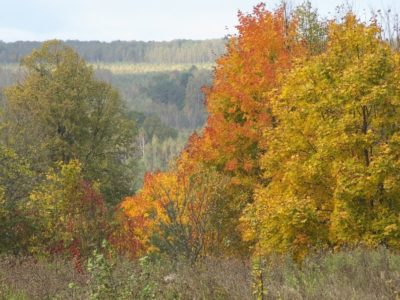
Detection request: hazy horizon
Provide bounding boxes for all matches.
[1,0,400,42]
[0,38,224,43]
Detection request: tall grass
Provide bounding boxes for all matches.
[0,248,399,299]
[259,247,400,299]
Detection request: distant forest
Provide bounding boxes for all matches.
[0,39,226,63]
[0,39,224,183]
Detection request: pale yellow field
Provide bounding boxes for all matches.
[91,62,215,74]
[0,62,215,75]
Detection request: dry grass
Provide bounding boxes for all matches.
[130,257,252,299]
[261,247,400,300]
[0,248,399,299]
[0,255,251,300]
[0,256,87,299]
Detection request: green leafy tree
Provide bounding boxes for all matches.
[4,40,137,204]
[183,68,211,128]
[0,145,33,253]
[294,0,328,55]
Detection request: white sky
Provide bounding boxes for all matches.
[0,0,399,42]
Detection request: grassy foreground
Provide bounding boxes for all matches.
[0,248,399,299]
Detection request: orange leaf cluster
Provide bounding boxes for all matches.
[120,3,307,257]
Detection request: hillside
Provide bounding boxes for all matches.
[2,2,400,299]
[0,39,224,183]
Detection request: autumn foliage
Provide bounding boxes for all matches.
[4,1,400,268]
[25,160,109,270]
[239,14,400,261]
[119,3,400,262]
[121,2,307,257]
[188,3,305,182]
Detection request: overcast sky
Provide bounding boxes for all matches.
[0,0,399,42]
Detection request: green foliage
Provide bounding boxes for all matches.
[87,242,118,300]
[294,1,328,55]
[183,66,211,128]
[113,67,211,130]
[4,40,137,204]
[141,132,188,172]
[138,256,158,299]
[0,145,32,203]
[147,72,189,109]
[140,114,178,142]
[0,146,33,254]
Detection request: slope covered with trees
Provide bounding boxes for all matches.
[121,2,400,264]
[1,1,400,298]
[121,2,315,258]
[0,40,218,180]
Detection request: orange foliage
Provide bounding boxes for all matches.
[120,167,230,258]
[184,3,305,187]
[119,3,306,257]
[117,172,176,255]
